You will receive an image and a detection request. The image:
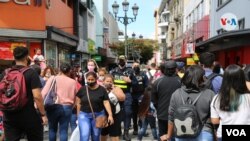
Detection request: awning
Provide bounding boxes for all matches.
[196,29,250,53]
[46,26,79,47]
[0,28,46,39]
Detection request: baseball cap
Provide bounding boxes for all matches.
[165,60,177,69]
[118,55,126,60]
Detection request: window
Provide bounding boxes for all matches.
[217,0,231,8]
[238,18,245,30]
[217,28,226,35]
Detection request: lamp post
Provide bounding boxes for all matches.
[112,0,139,58]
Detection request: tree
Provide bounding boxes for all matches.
[110,39,158,64]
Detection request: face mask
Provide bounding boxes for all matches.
[87,81,96,87]
[99,76,104,81]
[87,65,95,72]
[134,67,140,74]
[45,73,51,78]
[104,83,112,89]
[119,61,126,67]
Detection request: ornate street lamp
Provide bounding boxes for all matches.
[112,0,139,58]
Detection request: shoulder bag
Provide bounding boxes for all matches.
[86,86,109,128]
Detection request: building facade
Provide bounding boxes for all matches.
[0,0,87,69]
[196,0,250,67]
[157,0,170,60]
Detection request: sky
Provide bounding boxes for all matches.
[109,0,161,39]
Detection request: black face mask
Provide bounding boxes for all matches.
[87,81,96,87]
[119,60,126,67]
[134,67,140,74]
[104,83,112,90]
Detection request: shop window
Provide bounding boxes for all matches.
[45,41,57,68]
[238,18,245,30]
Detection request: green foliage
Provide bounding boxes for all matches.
[111,39,159,64]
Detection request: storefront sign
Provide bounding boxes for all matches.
[192,53,199,61]
[186,43,195,54]
[0,0,42,6]
[186,58,196,66]
[220,13,238,31]
[0,42,26,60]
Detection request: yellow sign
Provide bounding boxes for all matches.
[193,53,199,61]
[187,58,196,65]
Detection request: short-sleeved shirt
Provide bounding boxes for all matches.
[0,65,42,122]
[76,86,108,113]
[211,94,250,138]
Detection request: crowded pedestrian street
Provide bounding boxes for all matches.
[1,0,250,141]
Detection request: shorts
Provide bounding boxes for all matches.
[101,111,122,137]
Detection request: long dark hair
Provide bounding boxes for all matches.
[219,64,249,111]
[181,65,205,90]
[138,87,151,118]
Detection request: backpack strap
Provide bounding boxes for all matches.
[180,89,203,105]
[206,73,219,81]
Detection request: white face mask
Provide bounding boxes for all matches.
[99,76,104,81]
[45,73,51,78]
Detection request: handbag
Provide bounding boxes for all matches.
[86,86,109,128]
[44,76,58,108]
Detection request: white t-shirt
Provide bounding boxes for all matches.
[33,54,45,61]
[146,69,156,79]
[210,94,250,138]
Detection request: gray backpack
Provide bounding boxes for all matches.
[173,89,203,138]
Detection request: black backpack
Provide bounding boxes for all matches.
[173,89,203,138]
[204,73,219,91]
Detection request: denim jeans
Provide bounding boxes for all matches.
[175,130,213,141]
[46,104,72,141]
[124,92,133,130]
[78,111,105,141]
[138,116,158,140]
[70,113,77,133]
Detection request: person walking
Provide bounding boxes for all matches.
[110,55,133,141]
[42,63,77,141]
[151,60,181,138]
[76,72,114,141]
[137,87,158,141]
[199,52,223,94]
[0,46,47,141]
[161,65,215,141]
[131,62,148,135]
[101,74,126,141]
[211,64,250,141]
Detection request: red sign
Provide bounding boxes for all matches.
[0,42,26,60]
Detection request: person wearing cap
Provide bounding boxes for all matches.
[151,60,181,139]
[110,55,134,141]
[101,74,125,141]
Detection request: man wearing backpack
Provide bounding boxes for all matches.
[0,47,48,141]
[151,60,181,139]
[199,52,223,94]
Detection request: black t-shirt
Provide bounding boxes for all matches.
[76,86,108,113]
[0,65,42,122]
